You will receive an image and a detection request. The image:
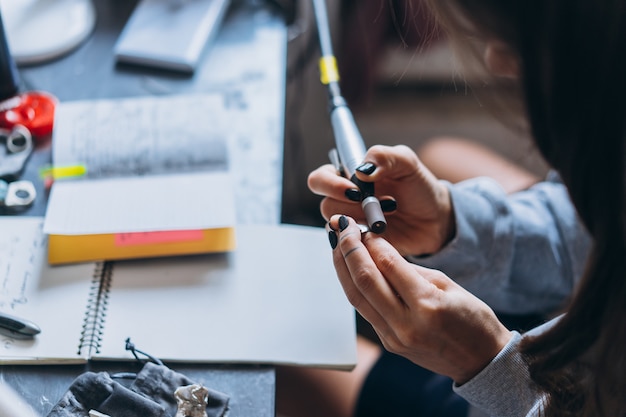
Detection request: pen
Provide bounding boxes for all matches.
[0,311,41,339]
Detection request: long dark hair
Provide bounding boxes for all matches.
[424,0,626,415]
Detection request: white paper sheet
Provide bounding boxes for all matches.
[43,94,236,236]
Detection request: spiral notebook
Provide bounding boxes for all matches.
[0,217,357,369]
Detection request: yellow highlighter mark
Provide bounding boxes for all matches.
[40,164,87,180]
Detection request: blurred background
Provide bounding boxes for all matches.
[281,0,549,227]
[0,0,550,227]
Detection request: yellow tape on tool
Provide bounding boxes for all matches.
[319,55,340,85]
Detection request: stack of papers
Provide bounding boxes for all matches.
[44,94,237,264]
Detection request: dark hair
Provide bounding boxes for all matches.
[425,1,626,416]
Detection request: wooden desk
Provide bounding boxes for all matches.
[1,0,287,415]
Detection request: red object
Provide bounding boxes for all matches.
[0,91,57,139]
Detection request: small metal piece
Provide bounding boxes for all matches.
[88,410,111,417]
[0,180,36,210]
[362,196,386,234]
[0,125,33,181]
[6,125,31,153]
[328,148,344,175]
[175,384,209,417]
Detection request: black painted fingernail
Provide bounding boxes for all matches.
[356,162,376,175]
[339,215,349,231]
[328,230,338,249]
[380,199,397,212]
[345,188,362,202]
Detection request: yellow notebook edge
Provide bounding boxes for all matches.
[47,227,236,265]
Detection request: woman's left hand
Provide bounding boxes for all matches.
[329,214,513,384]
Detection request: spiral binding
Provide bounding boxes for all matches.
[77,261,113,356]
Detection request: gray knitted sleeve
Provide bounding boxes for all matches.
[410,173,591,314]
[453,331,545,417]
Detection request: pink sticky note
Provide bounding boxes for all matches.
[115,230,204,246]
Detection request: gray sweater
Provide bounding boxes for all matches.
[453,320,558,417]
[411,173,591,416]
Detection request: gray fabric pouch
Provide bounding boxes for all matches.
[46,362,230,417]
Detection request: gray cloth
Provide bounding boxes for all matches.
[46,362,230,417]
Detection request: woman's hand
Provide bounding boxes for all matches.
[328,214,512,384]
[308,144,455,256]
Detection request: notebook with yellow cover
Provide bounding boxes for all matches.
[43,94,237,265]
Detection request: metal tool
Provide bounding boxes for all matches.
[0,124,33,181]
[0,125,36,211]
[0,179,36,211]
[311,0,387,233]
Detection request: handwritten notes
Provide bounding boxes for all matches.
[0,217,46,351]
[42,94,237,264]
[0,217,46,315]
[51,94,229,179]
[0,216,96,360]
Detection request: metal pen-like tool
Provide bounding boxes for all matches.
[312,0,387,234]
[326,100,386,233]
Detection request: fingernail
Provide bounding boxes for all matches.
[339,215,349,231]
[328,230,338,249]
[356,162,376,175]
[380,199,397,212]
[345,188,362,202]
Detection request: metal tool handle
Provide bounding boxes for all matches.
[311,0,386,233]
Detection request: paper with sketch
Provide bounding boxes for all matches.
[0,217,46,320]
[49,94,230,179]
[43,94,237,264]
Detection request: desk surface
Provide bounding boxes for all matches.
[2,363,275,416]
[16,0,286,225]
[1,0,287,415]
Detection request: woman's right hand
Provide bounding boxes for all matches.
[308,144,455,256]
[328,214,512,384]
